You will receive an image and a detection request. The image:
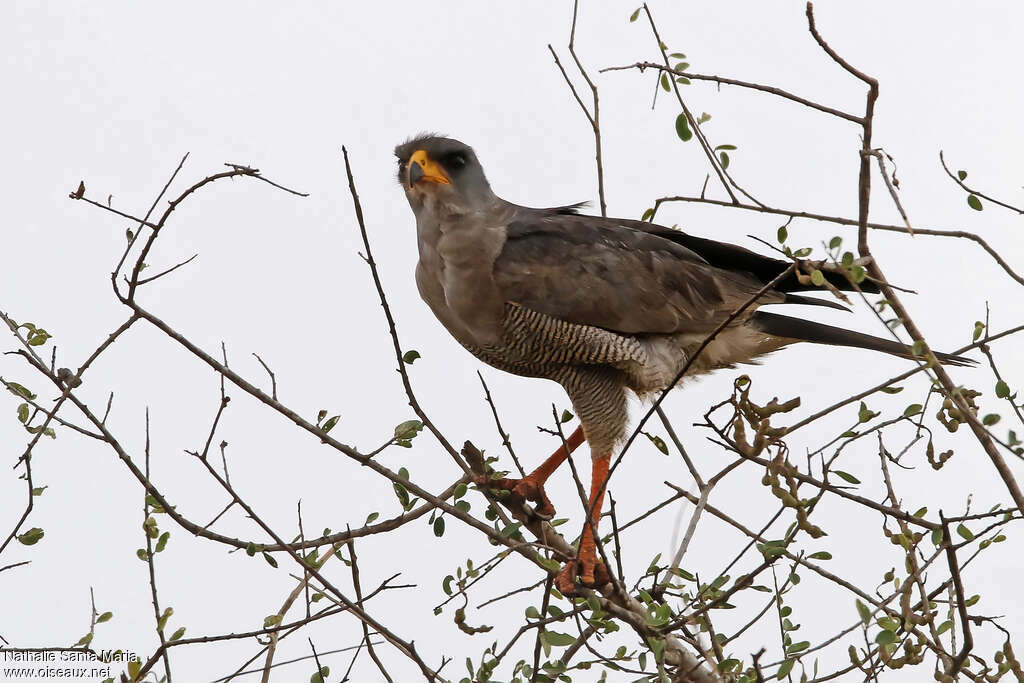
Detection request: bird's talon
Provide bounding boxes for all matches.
[554,557,610,596]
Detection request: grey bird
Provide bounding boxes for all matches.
[394,134,970,594]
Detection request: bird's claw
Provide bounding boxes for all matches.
[473,474,556,520]
[554,556,611,596]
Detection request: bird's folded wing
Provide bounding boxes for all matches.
[624,219,878,294]
[492,215,782,336]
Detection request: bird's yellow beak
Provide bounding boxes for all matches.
[407,150,451,188]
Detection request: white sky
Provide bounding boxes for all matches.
[2,2,1023,681]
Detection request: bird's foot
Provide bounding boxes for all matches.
[554,555,611,596]
[473,473,556,520]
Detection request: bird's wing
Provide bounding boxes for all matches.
[492,213,784,336]
[620,218,878,294]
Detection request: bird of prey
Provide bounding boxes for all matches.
[394,134,970,594]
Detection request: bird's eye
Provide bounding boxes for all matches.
[446,154,466,169]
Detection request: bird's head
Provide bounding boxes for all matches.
[394,135,493,215]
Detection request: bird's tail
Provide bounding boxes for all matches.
[750,312,975,367]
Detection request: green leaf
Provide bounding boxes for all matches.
[829,236,842,249]
[967,194,983,211]
[777,225,788,243]
[7,382,36,400]
[903,404,923,417]
[973,321,985,341]
[640,207,655,222]
[629,7,640,22]
[856,599,870,624]
[443,574,455,595]
[669,52,686,59]
[17,403,29,423]
[776,658,794,679]
[714,144,737,151]
[263,552,278,568]
[393,481,410,507]
[718,658,741,673]
[674,113,692,142]
[156,531,170,553]
[169,627,185,641]
[560,409,574,423]
[316,409,327,423]
[433,517,445,537]
[365,512,379,525]
[311,666,330,683]
[810,269,825,286]
[127,661,141,679]
[96,611,113,623]
[537,556,560,572]
[542,631,576,647]
[394,419,424,441]
[834,470,860,485]
[402,350,420,364]
[931,528,944,546]
[263,614,282,628]
[983,413,1001,426]
[956,523,973,541]
[25,424,56,438]
[875,629,898,645]
[996,380,1011,398]
[880,385,904,394]
[857,402,878,424]
[660,73,670,91]
[320,415,339,434]
[500,522,523,538]
[17,527,44,546]
[718,151,730,169]
[644,432,668,454]
[758,542,787,558]
[957,170,967,181]
[851,265,867,283]
[808,551,832,560]
[788,641,810,653]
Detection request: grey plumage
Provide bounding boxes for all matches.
[394,133,972,590]
[395,134,969,449]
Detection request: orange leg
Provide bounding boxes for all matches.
[555,453,612,594]
[477,426,585,518]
